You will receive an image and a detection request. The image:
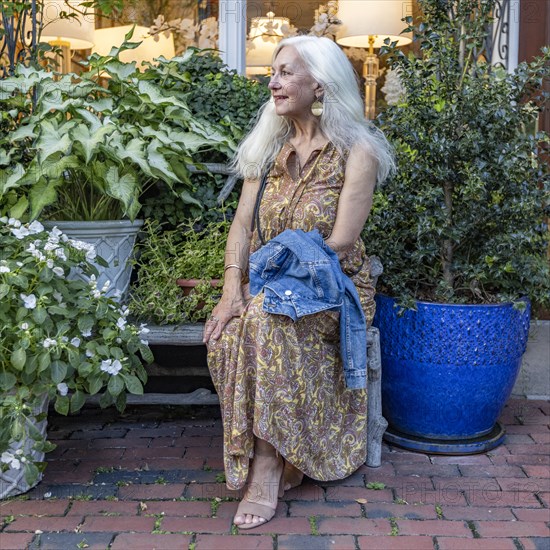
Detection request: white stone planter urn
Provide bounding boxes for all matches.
[43,220,143,301]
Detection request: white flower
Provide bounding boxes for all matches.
[55,248,67,261]
[140,324,150,334]
[85,249,97,261]
[28,221,44,234]
[44,242,58,252]
[21,322,29,330]
[43,337,57,348]
[85,349,94,358]
[116,317,127,330]
[81,329,92,338]
[70,337,81,347]
[46,259,54,268]
[20,293,37,309]
[57,383,68,396]
[53,267,64,277]
[101,280,111,292]
[92,290,101,299]
[8,218,21,228]
[100,359,123,376]
[0,266,10,273]
[140,339,149,346]
[11,226,30,239]
[1,451,21,470]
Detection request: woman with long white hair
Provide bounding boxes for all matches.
[203,35,395,530]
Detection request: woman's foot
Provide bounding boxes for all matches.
[234,440,284,530]
[283,461,304,492]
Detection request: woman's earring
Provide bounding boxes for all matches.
[311,98,323,117]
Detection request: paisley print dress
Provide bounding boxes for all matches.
[207,141,376,490]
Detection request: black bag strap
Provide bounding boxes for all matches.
[251,165,272,246]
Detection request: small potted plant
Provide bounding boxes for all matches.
[129,218,230,324]
[363,0,550,453]
[0,217,153,498]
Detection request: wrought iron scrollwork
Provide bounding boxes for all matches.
[490,0,511,69]
[0,0,41,77]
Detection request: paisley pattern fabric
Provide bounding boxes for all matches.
[207,141,376,490]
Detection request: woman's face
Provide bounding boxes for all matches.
[268,46,319,118]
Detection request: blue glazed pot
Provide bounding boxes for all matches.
[373,294,531,453]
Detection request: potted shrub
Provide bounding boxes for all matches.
[129,217,230,324]
[363,0,550,453]
[0,39,237,299]
[0,218,153,498]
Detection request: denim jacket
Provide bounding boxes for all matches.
[249,229,367,390]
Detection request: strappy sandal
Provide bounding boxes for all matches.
[234,452,284,530]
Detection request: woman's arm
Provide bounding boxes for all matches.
[203,177,260,343]
[325,144,378,260]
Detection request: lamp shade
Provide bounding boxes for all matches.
[246,12,288,69]
[336,0,412,48]
[92,25,175,66]
[40,0,95,50]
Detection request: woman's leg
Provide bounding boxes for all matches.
[283,461,304,492]
[234,437,284,528]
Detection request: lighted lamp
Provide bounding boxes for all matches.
[92,25,175,68]
[246,11,289,76]
[336,0,412,119]
[40,0,95,72]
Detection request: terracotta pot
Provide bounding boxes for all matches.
[176,279,222,318]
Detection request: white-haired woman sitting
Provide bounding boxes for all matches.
[203,35,395,530]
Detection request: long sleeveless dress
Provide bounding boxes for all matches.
[207,141,376,491]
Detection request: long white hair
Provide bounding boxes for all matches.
[232,35,395,184]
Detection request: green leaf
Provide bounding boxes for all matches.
[35,120,73,162]
[123,374,143,395]
[78,315,94,335]
[9,196,29,219]
[139,344,154,365]
[107,374,124,396]
[72,122,116,164]
[32,307,47,324]
[54,395,70,415]
[0,372,16,390]
[24,461,40,486]
[29,180,61,220]
[88,375,103,395]
[0,284,9,300]
[104,166,139,220]
[70,390,86,413]
[11,348,26,370]
[51,360,68,384]
[38,352,51,372]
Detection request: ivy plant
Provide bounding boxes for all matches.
[365,0,550,309]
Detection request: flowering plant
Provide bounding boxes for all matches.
[0,218,152,486]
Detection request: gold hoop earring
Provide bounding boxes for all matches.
[311,99,323,117]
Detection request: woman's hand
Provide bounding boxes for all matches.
[203,291,248,344]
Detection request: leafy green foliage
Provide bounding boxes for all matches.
[365,0,550,308]
[129,218,230,324]
[141,49,270,227]
[0,218,149,485]
[0,45,239,221]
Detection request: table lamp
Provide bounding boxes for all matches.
[40,0,94,72]
[336,0,412,119]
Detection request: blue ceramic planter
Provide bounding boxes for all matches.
[373,294,531,454]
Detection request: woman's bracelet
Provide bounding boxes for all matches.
[224,264,243,273]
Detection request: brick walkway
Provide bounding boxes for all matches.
[0,398,548,550]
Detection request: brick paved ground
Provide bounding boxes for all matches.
[0,398,548,550]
